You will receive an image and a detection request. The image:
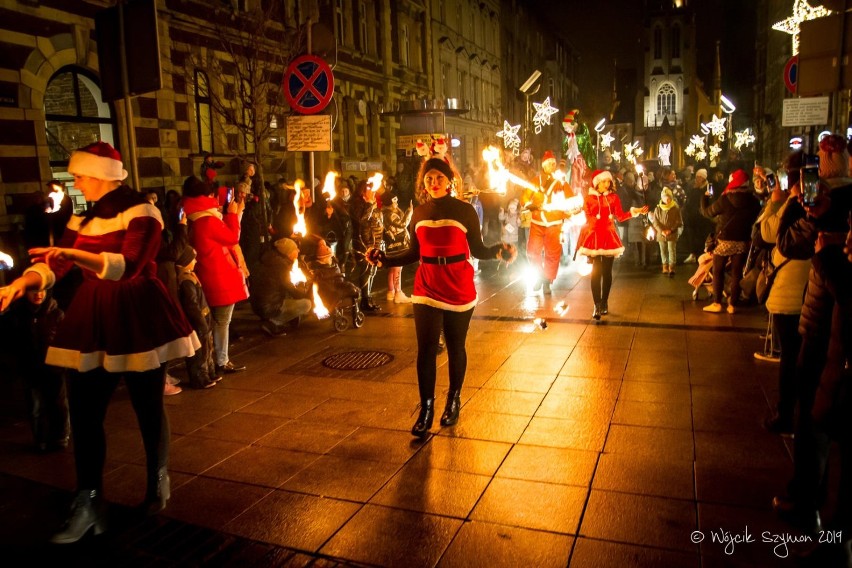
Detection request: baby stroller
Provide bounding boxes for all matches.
[304,256,364,332]
[687,252,714,300]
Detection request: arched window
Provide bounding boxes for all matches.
[656,83,676,117]
[194,70,213,153]
[671,25,681,59]
[44,67,115,170]
[653,27,662,60]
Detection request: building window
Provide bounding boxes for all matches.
[336,0,347,47]
[656,83,676,117]
[401,24,410,66]
[671,25,681,59]
[653,27,662,60]
[194,70,213,153]
[44,67,116,169]
[358,1,368,52]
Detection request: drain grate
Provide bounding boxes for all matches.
[322,350,394,370]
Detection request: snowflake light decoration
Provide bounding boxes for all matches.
[773,0,832,56]
[623,141,644,165]
[600,131,615,149]
[684,144,697,157]
[690,135,707,150]
[695,149,707,162]
[709,144,722,163]
[532,97,559,134]
[611,151,621,162]
[496,120,522,155]
[734,128,756,150]
[707,114,727,140]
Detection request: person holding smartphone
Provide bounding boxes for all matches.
[699,168,761,314]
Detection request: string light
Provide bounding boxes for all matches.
[532,97,559,134]
[772,0,832,55]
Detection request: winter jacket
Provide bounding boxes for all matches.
[0,294,63,376]
[349,197,383,252]
[700,188,761,242]
[760,199,810,315]
[651,204,682,242]
[184,195,249,308]
[382,203,412,253]
[249,246,311,320]
[177,268,211,336]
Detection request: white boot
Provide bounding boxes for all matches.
[394,290,411,303]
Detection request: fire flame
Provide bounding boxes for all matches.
[290,261,307,285]
[481,145,536,194]
[576,261,593,277]
[367,172,384,192]
[46,186,64,213]
[0,250,13,269]
[645,225,656,241]
[323,171,338,201]
[293,179,307,235]
[312,283,329,319]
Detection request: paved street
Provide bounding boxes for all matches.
[0,258,823,567]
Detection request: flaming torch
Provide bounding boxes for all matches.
[367,172,384,193]
[312,283,329,319]
[322,171,339,201]
[292,179,307,236]
[481,146,536,194]
[46,182,65,214]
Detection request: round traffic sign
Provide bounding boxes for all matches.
[784,55,798,94]
[284,54,334,114]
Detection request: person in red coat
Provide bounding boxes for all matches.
[182,176,249,375]
[577,169,648,320]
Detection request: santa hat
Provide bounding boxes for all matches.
[68,141,128,181]
[725,169,749,190]
[592,169,613,187]
[818,133,850,179]
[541,150,556,165]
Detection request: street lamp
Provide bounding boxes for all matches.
[519,70,542,155]
[594,118,606,164]
[720,94,736,152]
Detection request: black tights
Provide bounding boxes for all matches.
[590,256,615,304]
[412,303,474,401]
[67,365,168,494]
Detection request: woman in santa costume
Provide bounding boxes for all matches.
[577,169,648,320]
[0,142,199,543]
[366,151,517,437]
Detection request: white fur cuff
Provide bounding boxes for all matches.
[23,263,56,290]
[98,252,126,281]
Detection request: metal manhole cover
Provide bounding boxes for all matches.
[322,350,394,370]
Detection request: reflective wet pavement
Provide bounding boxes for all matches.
[0,259,821,567]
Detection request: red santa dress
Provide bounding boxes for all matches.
[577,188,634,257]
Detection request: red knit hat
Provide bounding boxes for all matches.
[541,150,556,165]
[591,169,613,187]
[67,141,128,181]
[725,169,749,190]
[818,133,850,179]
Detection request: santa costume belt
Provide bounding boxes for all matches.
[421,254,467,265]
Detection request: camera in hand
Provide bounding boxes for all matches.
[801,154,820,207]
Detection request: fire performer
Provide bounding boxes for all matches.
[520,150,575,294]
[577,170,648,320]
[0,142,199,542]
[365,152,517,438]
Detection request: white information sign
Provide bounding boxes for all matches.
[286,115,332,151]
[782,97,830,127]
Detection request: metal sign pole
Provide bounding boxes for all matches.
[118,2,140,190]
[307,18,315,202]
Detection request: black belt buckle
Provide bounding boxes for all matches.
[437,256,448,265]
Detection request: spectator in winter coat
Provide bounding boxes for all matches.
[175,247,219,389]
[652,187,683,276]
[382,190,413,303]
[249,237,313,336]
[349,177,384,311]
[700,169,761,314]
[182,176,249,375]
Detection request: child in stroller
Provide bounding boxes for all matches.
[303,235,364,331]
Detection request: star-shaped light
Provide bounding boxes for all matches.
[734,128,756,150]
[611,151,621,162]
[532,97,559,134]
[600,131,615,149]
[690,135,706,149]
[709,144,722,162]
[695,149,707,161]
[773,0,832,55]
[684,143,697,157]
[707,114,727,140]
[496,120,522,153]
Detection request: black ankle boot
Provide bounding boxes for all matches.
[592,303,601,320]
[50,489,107,544]
[411,399,434,438]
[142,467,170,516]
[600,300,608,315]
[440,391,461,426]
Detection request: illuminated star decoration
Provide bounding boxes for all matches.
[734,128,756,150]
[600,131,615,149]
[707,114,728,140]
[623,141,644,165]
[772,0,832,55]
[695,149,707,162]
[611,151,621,162]
[532,97,559,134]
[709,144,722,163]
[496,120,522,155]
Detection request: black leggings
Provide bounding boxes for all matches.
[67,365,168,493]
[412,303,474,401]
[712,252,746,305]
[590,256,615,304]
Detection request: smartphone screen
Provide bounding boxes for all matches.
[226,188,234,205]
[766,173,777,190]
[801,166,819,207]
[707,184,714,196]
[179,207,185,219]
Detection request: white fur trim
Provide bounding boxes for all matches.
[68,150,128,181]
[97,252,126,280]
[410,294,477,312]
[45,332,200,373]
[592,170,613,188]
[74,203,163,236]
[23,263,56,290]
[578,246,625,257]
[415,218,468,233]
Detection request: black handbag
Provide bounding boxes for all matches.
[755,257,791,304]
